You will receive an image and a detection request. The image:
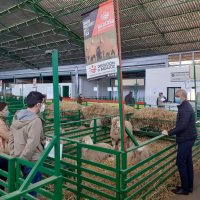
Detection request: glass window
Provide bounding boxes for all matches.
[194,52,200,64]
[181,53,193,66]
[167,87,181,102]
[187,88,196,101]
[168,54,179,67]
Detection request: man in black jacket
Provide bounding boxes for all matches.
[162,89,197,195]
[125,92,135,105]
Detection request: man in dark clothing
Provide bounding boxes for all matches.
[162,89,197,195]
[125,92,135,105]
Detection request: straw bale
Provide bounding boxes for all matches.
[111,105,136,115]
[45,102,82,119]
[82,103,113,125]
[130,107,177,131]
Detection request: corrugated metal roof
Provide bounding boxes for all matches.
[0,0,199,71]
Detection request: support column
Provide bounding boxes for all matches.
[109,78,111,100]
[97,81,99,99]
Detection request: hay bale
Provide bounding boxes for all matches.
[45,102,82,119]
[130,107,177,131]
[82,103,113,125]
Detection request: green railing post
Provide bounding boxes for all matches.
[52,50,61,175]
[116,153,121,199]
[78,110,81,127]
[22,84,24,106]
[93,119,97,144]
[121,151,127,200]
[77,143,82,200]
[8,158,16,193]
[52,49,62,199]
[194,65,198,121]
[126,113,129,121]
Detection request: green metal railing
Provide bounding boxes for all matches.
[0,153,15,196]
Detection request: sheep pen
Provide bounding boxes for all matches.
[42,104,200,200]
[43,131,200,200]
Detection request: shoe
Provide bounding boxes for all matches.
[173,188,189,195]
[176,186,193,193]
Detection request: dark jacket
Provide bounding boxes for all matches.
[168,100,197,144]
[125,94,135,105]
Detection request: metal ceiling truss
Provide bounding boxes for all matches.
[0,48,37,69]
[0,0,200,71]
[18,0,84,48]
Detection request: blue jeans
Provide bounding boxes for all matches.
[176,140,195,191]
[21,166,43,200]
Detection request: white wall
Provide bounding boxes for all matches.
[145,67,200,108]
[12,83,72,97]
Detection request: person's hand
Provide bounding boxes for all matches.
[162,130,168,136]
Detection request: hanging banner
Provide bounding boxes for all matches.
[0,80,2,87]
[33,78,37,86]
[75,67,79,91]
[82,0,119,81]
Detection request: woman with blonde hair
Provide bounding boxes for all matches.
[0,102,10,195]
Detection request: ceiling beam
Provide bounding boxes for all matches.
[0,48,37,69]
[19,0,83,48]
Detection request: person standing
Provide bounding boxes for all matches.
[125,91,135,105]
[9,91,45,200]
[162,90,197,195]
[0,102,10,196]
[78,94,83,104]
[157,92,168,108]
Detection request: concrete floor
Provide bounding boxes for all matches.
[168,172,200,200]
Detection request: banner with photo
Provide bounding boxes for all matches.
[82,0,119,81]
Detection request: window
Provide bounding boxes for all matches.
[194,52,200,64]
[167,87,181,102]
[181,53,193,67]
[168,54,179,67]
[187,88,196,101]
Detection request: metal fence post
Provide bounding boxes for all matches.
[121,151,127,200]
[77,143,82,200]
[94,119,97,144]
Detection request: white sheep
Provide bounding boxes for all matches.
[127,141,153,164]
[81,136,115,162]
[90,119,102,136]
[60,127,65,134]
[110,117,132,151]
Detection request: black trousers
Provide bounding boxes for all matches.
[176,140,195,191]
[0,157,8,196]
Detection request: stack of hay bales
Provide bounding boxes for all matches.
[111,105,136,116]
[82,103,113,125]
[45,102,83,119]
[130,107,177,131]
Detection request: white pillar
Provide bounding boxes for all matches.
[97,81,99,98]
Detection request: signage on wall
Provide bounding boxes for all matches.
[171,72,200,82]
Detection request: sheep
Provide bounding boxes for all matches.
[90,119,102,136]
[127,141,153,164]
[60,127,65,134]
[110,117,132,151]
[85,43,97,63]
[81,136,115,162]
[99,37,118,59]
